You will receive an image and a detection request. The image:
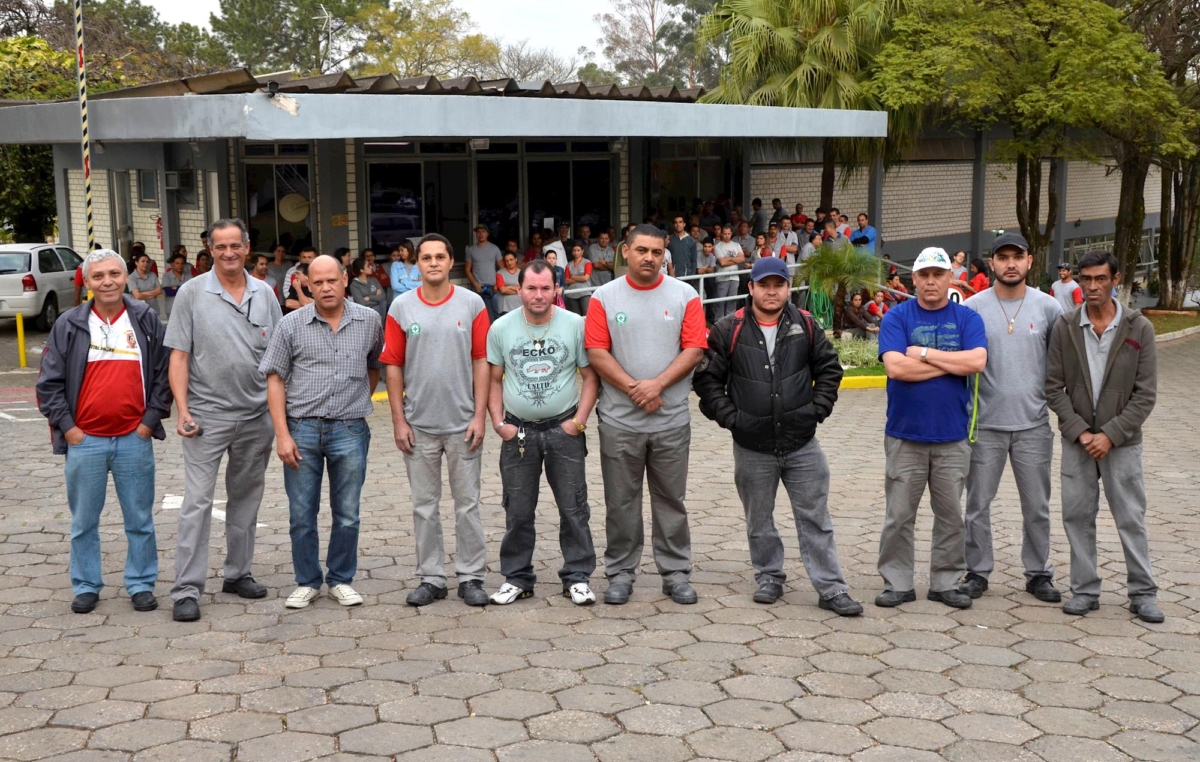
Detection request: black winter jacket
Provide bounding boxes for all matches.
[693,301,842,454]
[36,296,172,455]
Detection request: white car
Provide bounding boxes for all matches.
[0,243,83,330]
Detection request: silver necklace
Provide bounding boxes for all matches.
[522,306,553,351]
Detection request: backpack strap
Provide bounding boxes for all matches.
[728,308,746,354]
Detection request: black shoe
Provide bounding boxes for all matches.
[71,592,99,614]
[131,591,157,612]
[173,597,200,622]
[406,583,448,607]
[1063,596,1099,616]
[928,589,973,609]
[1026,575,1062,603]
[1130,601,1165,623]
[457,580,488,607]
[753,581,784,604]
[222,576,267,599]
[874,589,916,608]
[604,582,632,605]
[958,573,988,599]
[662,581,698,605]
[819,592,864,616]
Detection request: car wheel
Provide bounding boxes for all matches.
[36,293,58,331]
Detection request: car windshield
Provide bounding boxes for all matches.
[0,252,31,275]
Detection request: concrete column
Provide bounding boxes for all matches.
[868,150,884,247]
[158,144,178,262]
[628,138,646,223]
[971,130,987,258]
[1051,157,1068,278]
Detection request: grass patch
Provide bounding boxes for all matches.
[844,365,887,377]
[830,336,881,369]
[1147,312,1200,335]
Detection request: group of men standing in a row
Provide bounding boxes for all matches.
[38,218,1162,624]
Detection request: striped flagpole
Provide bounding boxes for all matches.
[74,0,94,251]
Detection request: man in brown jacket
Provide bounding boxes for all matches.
[1045,250,1161,623]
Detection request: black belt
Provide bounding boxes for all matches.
[504,408,577,432]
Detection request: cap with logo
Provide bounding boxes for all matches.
[911,247,953,272]
[1058,261,1072,271]
[990,232,1029,256]
[750,256,791,282]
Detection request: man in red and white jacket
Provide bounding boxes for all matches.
[37,249,172,616]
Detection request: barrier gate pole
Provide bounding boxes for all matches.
[73,0,95,251]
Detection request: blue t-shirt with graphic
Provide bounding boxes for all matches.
[878,299,987,443]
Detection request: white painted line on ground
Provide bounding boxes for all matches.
[0,410,40,422]
[0,369,38,375]
[161,493,267,528]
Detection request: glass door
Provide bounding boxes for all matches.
[367,162,423,253]
[244,163,313,256]
[109,171,134,257]
[476,160,520,248]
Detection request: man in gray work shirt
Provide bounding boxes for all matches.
[464,225,502,322]
[959,232,1064,604]
[165,219,282,622]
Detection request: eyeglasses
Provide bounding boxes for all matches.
[223,297,269,330]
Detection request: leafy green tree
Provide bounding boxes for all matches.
[798,239,883,336]
[0,37,127,241]
[593,0,682,87]
[660,0,723,89]
[355,0,500,78]
[697,0,907,211]
[870,0,1189,286]
[211,0,387,75]
[576,61,622,87]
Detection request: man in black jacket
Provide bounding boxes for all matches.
[37,249,172,615]
[694,257,862,613]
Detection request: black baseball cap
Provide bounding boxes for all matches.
[990,232,1029,256]
[1057,262,1072,271]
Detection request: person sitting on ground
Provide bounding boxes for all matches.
[841,292,879,339]
[867,289,889,322]
[884,273,909,302]
[968,259,990,294]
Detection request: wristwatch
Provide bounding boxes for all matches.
[920,347,930,363]
[571,417,587,432]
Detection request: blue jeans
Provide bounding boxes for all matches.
[283,418,371,589]
[64,432,157,596]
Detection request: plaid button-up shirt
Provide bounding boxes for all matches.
[258,301,383,420]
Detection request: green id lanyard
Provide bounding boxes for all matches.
[968,372,981,443]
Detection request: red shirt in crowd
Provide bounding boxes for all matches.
[970,272,990,293]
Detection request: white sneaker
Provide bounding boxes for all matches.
[565,583,596,606]
[328,584,364,607]
[489,583,533,605]
[285,586,320,609]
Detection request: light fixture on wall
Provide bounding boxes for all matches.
[468,138,490,151]
[189,140,201,156]
[94,141,106,154]
[611,138,627,152]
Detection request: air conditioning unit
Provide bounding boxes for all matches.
[164,171,194,191]
[164,172,181,191]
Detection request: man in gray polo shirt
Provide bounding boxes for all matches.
[261,255,383,610]
[464,225,502,322]
[585,224,707,606]
[165,219,282,622]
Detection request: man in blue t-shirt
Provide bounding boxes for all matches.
[850,213,878,256]
[876,247,988,611]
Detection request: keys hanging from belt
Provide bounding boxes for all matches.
[517,426,526,458]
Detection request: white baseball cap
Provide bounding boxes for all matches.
[912,247,953,272]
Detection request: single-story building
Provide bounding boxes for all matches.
[0,68,1158,276]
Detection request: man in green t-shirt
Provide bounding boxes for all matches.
[486,260,600,606]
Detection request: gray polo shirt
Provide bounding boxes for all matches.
[258,301,383,420]
[1081,300,1123,407]
[164,271,283,421]
[587,243,615,287]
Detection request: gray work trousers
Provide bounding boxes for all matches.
[965,425,1055,581]
[878,436,970,593]
[599,422,692,586]
[171,412,274,602]
[403,427,487,588]
[1060,438,1158,604]
[714,280,739,321]
[733,439,849,599]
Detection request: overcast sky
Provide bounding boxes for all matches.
[146,0,603,64]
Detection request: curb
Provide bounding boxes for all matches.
[1157,325,1200,343]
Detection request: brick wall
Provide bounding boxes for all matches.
[65,168,112,253]
[345,139,359,253]
[749,164,870,218]
[619,144,630,226]
[882,162,973,241]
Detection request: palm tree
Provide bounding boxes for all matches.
[798,240,883,337]
[697,0,912,209]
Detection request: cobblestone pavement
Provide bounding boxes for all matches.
[0,337,1197,762]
